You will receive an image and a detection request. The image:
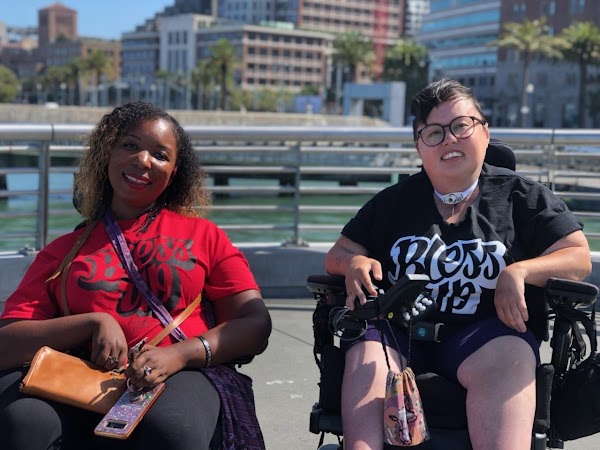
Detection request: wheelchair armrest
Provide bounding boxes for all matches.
[306,274,347,306]
[545,277,599,309]
[307,274,346,293]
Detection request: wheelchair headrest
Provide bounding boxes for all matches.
[485,138,516,171]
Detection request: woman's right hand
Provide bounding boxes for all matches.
[344,255,382,310]
[89,313,128,370]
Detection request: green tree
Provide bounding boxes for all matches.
[192,60,217,110]
[300,84,320,96]
[588,89,600,128]
[85,50,113,105]
[382,39,430,122]
[155,69,171,108]
[67,56,88,106]
[0,65,19,103]
[42,65,71,103]
[559,21,600,127]
[493,17,564,127]
[333,31,375,83]
[208,39,239,110]
[230,87,253,111]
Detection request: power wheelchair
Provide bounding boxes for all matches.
[306,273,599,450]
[306,138,599,449]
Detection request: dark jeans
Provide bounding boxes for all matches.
[0,367,221,450]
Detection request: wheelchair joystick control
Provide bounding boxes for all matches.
[349,274,436,324]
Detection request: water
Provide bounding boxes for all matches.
[1,173,599,252]
[0,173,370,251]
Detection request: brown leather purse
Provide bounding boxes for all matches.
[19,221,202,414]
[19,347,127,414]
[19,293,200,414]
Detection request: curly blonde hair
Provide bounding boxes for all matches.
[74,102,211,222]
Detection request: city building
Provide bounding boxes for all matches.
[404,0,430,37]
[196,22,333,93]
[37,2,77,47]
[0,24,39,80]
[215,0,405,77]
[494,0,600,128]
[121,11,333,106]
[416,0,500,121]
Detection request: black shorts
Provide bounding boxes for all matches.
[340,317,541,383]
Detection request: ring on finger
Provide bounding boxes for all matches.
[126,378,143,392]
[107,355,118,365]
[143,365,152,377]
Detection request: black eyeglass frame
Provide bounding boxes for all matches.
[417,116,487,147]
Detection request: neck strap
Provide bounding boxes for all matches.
[104,209,187,342]
[434,179,478,205]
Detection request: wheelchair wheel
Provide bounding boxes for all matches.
[550,318,573,378]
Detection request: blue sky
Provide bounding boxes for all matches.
[2,1,175,40]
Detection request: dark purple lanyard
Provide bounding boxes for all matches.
[104,210,186,342]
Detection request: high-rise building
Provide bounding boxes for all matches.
[215,0,405,44]
[167,0,217,16]
[416,0,500,119]
[495,0,600,128]
[404,0,430,37]
[38,2,77,47]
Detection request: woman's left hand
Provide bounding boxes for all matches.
[125,344,186,389]
[494,264,529,333]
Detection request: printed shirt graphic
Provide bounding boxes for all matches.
[341,164,583,327]
[2,210,259,347]
[388,234,506,315]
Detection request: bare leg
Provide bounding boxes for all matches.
[457,336,536,450]
[341,340,402,450]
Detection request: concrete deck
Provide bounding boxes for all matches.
[1,248,600,448]
[245,300,600,449]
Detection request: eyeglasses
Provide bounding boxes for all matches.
[417,116,487,147]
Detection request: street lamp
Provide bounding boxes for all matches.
[520,83,535,128]
[36,83,43,104]
[60,83,67,105]
[149,84,157,105]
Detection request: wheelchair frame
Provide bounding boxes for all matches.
[307,275,599,450]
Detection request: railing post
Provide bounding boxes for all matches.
[548,129,556,191]
[285,141,307,247]
[37,140,51,250]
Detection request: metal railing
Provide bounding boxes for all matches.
[0,124,599,251]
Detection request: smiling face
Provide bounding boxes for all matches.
[107,118,178,219]
[416,97,490,193]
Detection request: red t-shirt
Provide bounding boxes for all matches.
[1,209,259,347]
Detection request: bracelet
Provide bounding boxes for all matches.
[197,335,212,368]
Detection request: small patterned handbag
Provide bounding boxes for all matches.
[377,320,430,447]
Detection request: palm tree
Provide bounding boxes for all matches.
[382,39,429,122]
[192,60,216,110]
[493,17,564,127]
[66,57,88,106]
[333,31,375,83]
[84,50,112,106]
[208,39,239,110]
[559,22,600,127]
[589,89,600,128]
[155,69,174,109]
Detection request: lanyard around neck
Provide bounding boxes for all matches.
[104,210,187,342]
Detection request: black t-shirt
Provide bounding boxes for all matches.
[342,163,583,338]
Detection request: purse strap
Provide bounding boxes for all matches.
[147,293,202,346]
[46,220,97,316]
